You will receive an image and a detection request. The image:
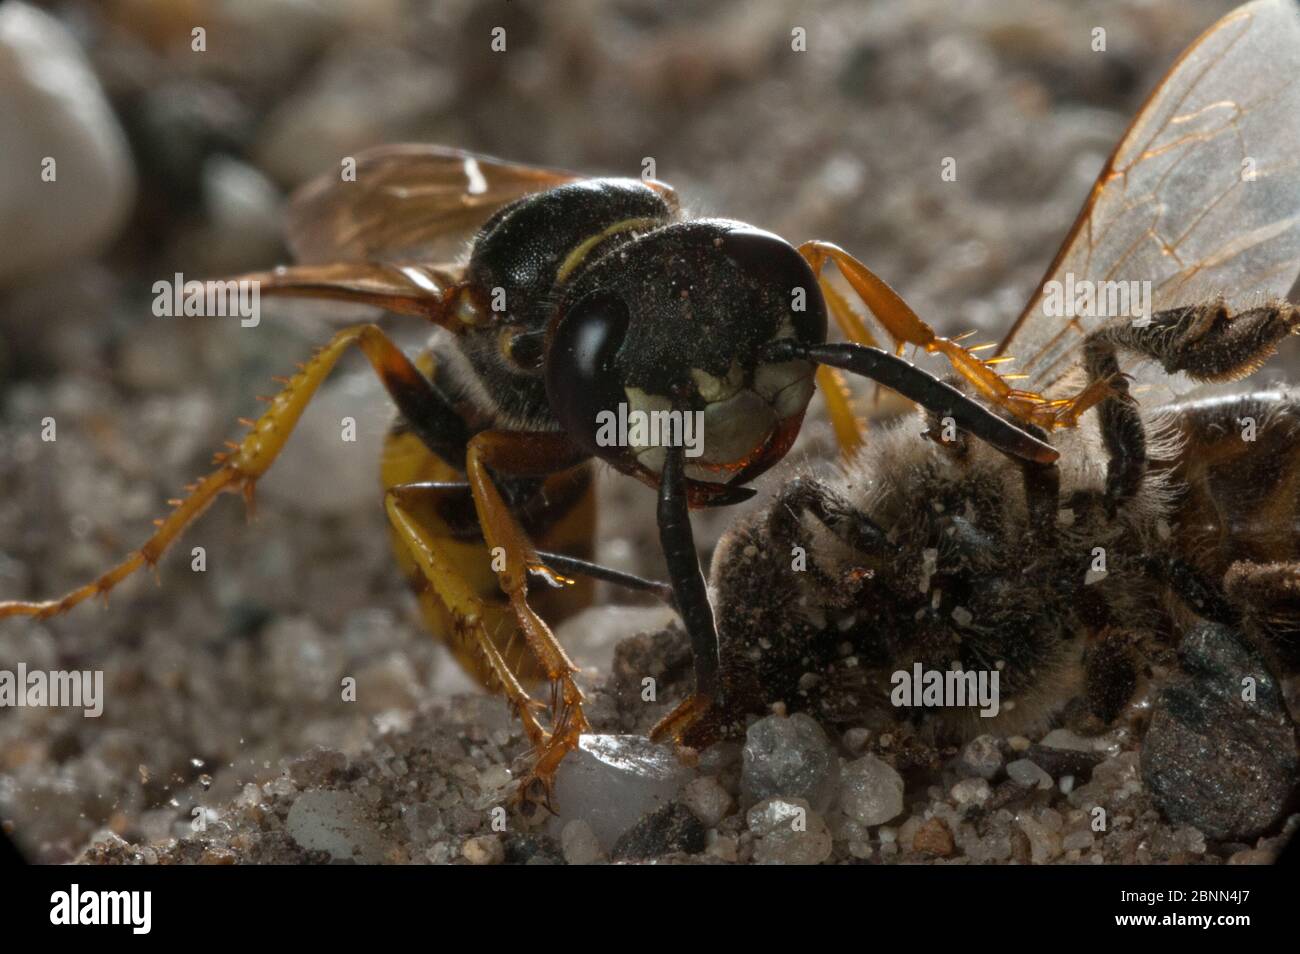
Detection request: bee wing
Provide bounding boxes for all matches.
[998,0,1300,397]
[284,144,585,265]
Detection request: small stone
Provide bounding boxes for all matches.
[548,735,695,852]
[1007,759,1053,790]
[0,3,135,285]
[1017,813,1062,864]
[285,790,390,864]
[950,777,991,808]
[746,797,833,865]
[1141,623,1299,841]
[560,820,603,865]
[842,728,871,754]
[839,755,905,826]
[611,802,707,860]
[741,713,840,812]
[1062,828,1095,851]
[912,817,955,857]
[959,735,1003,780]
[1041,728,1096,752]
[461,835,504,866]
[682,776,734,828]
[707,831,739,862]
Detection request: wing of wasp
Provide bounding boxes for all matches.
[284,144,586,265]
[998,0,1300,399]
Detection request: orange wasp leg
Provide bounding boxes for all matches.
[464,430,594,783]
[799,240,1063,431]
[384,484,551,749]
[0,323,453,620]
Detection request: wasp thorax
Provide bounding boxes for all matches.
[546,219,827,483]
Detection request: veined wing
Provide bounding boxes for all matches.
[999,0,1300,397]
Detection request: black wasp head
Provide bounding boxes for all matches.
[545,219,827,488]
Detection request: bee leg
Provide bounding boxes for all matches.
[1096,299,1300,383]
[798,241,1055,428]
[649,445,726,747]
[0,323,465,620]
[1223,561,1300,671]
[768,475,893,558]
[463,431,594,782]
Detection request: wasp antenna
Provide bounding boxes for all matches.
[766,339,1058,465]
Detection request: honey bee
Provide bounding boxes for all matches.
[0,114,1052,793]
[671,0,1300,750]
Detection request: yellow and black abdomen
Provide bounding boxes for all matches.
[1159,391,1300,581]
[380,350,596,686]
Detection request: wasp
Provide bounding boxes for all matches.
[665,0,1300,760]
[0,143,1055,790]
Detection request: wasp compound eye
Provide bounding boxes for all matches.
[716,224,827,348]
[546,291,631,460]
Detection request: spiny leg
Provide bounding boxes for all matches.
[799,240,1062,429]
[0,323,461,619]
[384,484,552,751]
[463,430,594,781]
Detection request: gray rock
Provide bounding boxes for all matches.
[548,734,694,851]
[0,3,135,285]
[839,754,905,826]
[1141,623,1299,842]
[741,713,840,812]
[1007,759,1054,790]
[285,790,389,863]
[611,802,707,860]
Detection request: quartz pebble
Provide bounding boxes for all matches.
[747,797,833,864]
[839,755,905,826]
[741,713,840,812]
[560,820,604,865]
[549,734,695,851]
[682,776,734,828]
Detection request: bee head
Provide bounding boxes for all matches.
[545,220,827,488]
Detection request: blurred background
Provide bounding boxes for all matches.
[0,0,1245,861]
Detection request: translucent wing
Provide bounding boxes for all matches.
[285,144,584,265]
[998,0,1300,397]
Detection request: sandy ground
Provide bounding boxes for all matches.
[1,0,1296,864]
